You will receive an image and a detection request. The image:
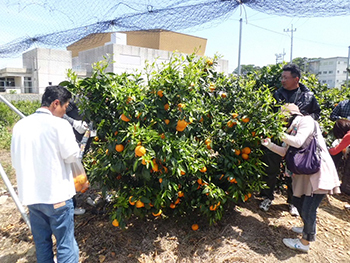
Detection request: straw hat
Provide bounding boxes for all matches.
[281,103,302,116]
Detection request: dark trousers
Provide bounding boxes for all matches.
[292,194,325,241]
[260,148,293,203]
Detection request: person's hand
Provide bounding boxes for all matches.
[261,138,272,149]
[73,120,89,134]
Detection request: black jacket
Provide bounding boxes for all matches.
[273,83,321,120]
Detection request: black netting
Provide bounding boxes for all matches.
[1,0,350,58]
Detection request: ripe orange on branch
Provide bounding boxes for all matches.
[115,144,124,152]
[157,90,164,97]
[135,145,146,157]
[242,117,250,123]
[176,119,188,131]
[199,166,207,173]
[242,147,251,154]
[242,153,249,160]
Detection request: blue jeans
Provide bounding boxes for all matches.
[292,194,325,242]
[28,198,79,263]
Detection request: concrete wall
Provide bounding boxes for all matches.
[1,93,42,102]
[23,48,72,93]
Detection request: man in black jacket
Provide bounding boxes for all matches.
[259,63,321,215]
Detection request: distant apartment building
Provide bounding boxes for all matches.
[308,57,349,88]
[0,30,229,94]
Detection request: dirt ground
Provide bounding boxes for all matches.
[1,148,350,263]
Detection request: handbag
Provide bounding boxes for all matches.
[285,121,321,175]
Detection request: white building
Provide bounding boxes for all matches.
[308,57,349,88]
[0,30,229,94]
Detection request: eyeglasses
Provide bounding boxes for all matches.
[280,76,296,81]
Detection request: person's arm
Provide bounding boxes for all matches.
[282,117,313,148]
[329,132,350,155]
[63,114,88,134]
[261,138,287,157]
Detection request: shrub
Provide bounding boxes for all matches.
[61,54,284,228]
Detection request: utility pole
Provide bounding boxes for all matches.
[275,49,286,64]
[284,24,297,63]
[237,18,243,75]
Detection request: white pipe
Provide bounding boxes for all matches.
[0,163,31,231]
[0,95,26,119]
[0,96,31,230]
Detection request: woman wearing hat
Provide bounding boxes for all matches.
[261,103,340,252]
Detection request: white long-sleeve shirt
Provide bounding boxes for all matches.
[11,108,80,205]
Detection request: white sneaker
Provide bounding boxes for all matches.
[291,226,303,234]
[74,208,86,215]
[345,204,350,210]
[289,205,299,216]
[283,238,309,252]
[259,198,272,212]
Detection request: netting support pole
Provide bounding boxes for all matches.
[346,46,350,88]
[0,95,26,119]
[0,95,31,231]
[237,18,242,75]
[0,163,31,231]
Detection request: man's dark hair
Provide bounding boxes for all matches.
[282,63,301,79]
[333,119,350,139]
[41,85,72,107]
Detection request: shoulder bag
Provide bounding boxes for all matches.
[285,121,321,175]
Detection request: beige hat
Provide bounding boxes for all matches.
[281,103,302,116]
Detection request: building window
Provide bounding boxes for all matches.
[337,70,340,73]
[329,71,333,74]
[24,77,32,93]
[0,77,15,88]
[323,71,327,74]
[322,80,327,83]
[344,71,348,73]
[318,72,322,74]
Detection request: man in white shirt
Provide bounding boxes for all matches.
[11,85,80,263]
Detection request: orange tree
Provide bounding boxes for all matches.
[61,54,285,228]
